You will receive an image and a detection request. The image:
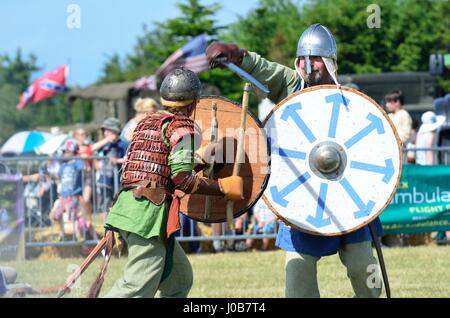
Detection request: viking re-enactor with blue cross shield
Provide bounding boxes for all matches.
[206,23,395,298]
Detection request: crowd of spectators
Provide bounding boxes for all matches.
[383,89,448,245]
[16,90,449,250]
[20,98,159,243]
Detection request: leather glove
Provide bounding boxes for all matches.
[218,176,244,201]
[206,42,248,69]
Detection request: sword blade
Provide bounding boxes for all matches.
[219,60,270,94]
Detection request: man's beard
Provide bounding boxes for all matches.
[304,70,323,86]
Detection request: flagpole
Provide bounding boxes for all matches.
[66,58,71,86]
[65,58,74,123]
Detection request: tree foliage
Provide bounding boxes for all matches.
[99,0,251,107]
[3,0,449,147]
[100,0,225,83]
[99,0,450,111]
[229,0,450,75]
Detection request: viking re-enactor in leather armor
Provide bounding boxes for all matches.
[104,67,243,298]
[206,24,383,298]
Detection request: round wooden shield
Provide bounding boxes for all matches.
[178,96,270,223]
[262,85,402,236]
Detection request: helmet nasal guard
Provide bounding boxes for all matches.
[295,23,339,86]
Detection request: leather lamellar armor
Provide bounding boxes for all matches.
[121,112,201,192]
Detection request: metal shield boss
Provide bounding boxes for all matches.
[263,85,402,236]
[178,96,270,223]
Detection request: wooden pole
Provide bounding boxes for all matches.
[226,83,251,230]
[204,102,218,220]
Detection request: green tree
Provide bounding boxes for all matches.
[228,0,450,75]
[0,50,41,145]
[101,0,224,82]
[99,0,249,107]
[0,48,39,91]
[100,53,126,83]
[228,0,300,64]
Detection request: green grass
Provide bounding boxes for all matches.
[4,244,450,298]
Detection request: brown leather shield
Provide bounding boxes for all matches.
[177,96,270,223]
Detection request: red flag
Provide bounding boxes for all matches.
[17,65,69,111]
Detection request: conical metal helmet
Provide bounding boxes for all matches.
[160,67,202,107]
[296,23,337,60]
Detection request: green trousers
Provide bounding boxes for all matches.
[104,231,193,298]
[285,241,382,298]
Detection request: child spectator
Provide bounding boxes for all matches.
[49,139,87,241]
[246,199,277,251]
[73,127,97,240]
[383,90,412,246]
[384,90,413,145]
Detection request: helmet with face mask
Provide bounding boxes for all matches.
[294,23,339,88]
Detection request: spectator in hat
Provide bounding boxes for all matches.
[93,118,128,213]
[415,111,445,165]
[121,98,159,143]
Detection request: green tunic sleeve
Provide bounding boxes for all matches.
[241,52,300,104]
[161,121,194,176]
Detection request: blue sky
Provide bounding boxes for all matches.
[0,0,259,86]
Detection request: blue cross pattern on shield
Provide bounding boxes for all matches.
[262,85,402,236]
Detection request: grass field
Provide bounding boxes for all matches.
[4,244,450,298]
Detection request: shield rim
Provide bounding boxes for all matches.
[261,84,403,236]
[179,95,271,223]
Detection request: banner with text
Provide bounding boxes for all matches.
[380,164,450,234]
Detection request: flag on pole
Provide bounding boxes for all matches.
[133,75,158,91]
[17,64,69,111]
[134,34,209,91]
[156,33,209,77]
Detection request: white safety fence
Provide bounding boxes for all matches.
[0,156,277,251]
[1,147,449,250]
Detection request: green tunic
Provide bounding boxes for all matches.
[241,51,301,104]
[105,114,194,240]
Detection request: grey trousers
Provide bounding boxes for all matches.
[0,266,34,297]
[285,241,382,298]
[104,231,193,298]
[0,266,17,284]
